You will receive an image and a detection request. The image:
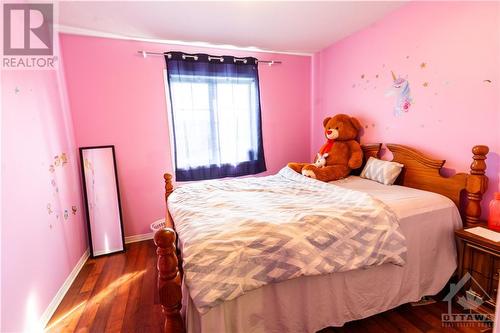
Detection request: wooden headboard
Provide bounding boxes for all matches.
[360,143,489,228]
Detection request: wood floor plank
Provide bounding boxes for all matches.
[46,241,486,333]
[74,251,125,332]
[121,241,152,332]
[397,304,434,332]
[88,252,128,332]
[135,241,163,332]
[60,291,92,332]
[356,319,389,333]
[80,257,108,294]
[46,262,93,329]
[380,309,423,333]
[370,315,401,333]
[104,242,142,332]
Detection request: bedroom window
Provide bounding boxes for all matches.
[165,52,266,181]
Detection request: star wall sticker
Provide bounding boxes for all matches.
[423,82,429,87]
[14,87,20,94]
[420,62,427,69]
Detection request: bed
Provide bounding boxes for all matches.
[154,143,490,333]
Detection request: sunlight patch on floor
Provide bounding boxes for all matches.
[44,269,146,332]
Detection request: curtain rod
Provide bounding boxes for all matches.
[137,51,282,65]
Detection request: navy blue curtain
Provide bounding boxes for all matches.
[165,51,266,181]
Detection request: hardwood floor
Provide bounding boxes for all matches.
[46,241,487,333]
[46,240,163,333]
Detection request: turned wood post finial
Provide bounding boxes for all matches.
[164,173,175,229]
[154,228,184,333]
[164,173,174,201]
[465,145,489,228]
[470,145,489,175]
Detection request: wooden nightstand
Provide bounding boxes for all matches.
[455,228,500,314]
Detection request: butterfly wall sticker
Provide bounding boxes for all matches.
[53,153,68,167]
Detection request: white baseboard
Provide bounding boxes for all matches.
[125,232,154,244]
[40,248,90,329]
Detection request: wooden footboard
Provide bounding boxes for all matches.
[153,144,489,333]
[154,229,184,333]
[154,174,185,333]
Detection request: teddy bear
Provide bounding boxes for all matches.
[288,114,363,182]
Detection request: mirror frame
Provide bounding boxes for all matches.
[79,145,126,258]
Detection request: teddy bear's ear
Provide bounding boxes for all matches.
[323,117,331,127]
[350,117,362,130]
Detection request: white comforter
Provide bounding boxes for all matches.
[168,167,407,314]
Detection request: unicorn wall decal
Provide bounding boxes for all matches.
[386,71,413,116]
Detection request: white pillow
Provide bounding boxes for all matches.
[360,157,404,185]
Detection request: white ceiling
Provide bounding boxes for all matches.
[57,1,405,54]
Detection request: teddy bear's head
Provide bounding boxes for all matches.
[323,114,361,141]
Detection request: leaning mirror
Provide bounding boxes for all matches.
[80,145,125,257]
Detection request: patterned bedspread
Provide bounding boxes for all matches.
[168,167,407,314]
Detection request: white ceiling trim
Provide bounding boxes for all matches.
[55,24,313,57]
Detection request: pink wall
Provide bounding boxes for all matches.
[59,34,312,237]
[312,1,500,218]
[1,38,88,331]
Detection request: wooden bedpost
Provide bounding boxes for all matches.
[164,173,174,204]
[155,173,184,333]
[464,145,489,228]
[154,229,184,333]
[163,173,175,228]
